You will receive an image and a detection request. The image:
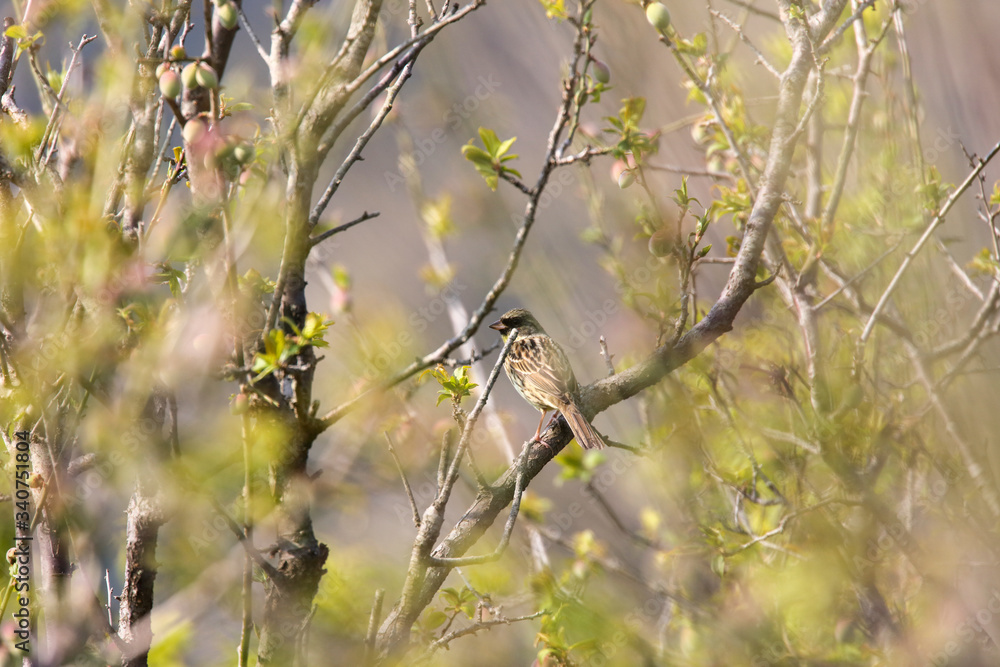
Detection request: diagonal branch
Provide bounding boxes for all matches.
[858,140,1000,350]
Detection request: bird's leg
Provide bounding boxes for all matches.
[532,410,549,442]
[531,410,557,454]
[542,412,559,431]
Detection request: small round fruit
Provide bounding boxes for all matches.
[170,45,187,60]
[182,61,200,89]
[182,117,207,144]
[648,228,673,257]
[158,70,181,98]
[618,169,635,189]
[195,63,219,90]
[646,2,671,33]
[591,58,611,84]
[233,143,254,165]
[610,159,628,182]
[6,548,16,565]
[217,2,238,30]
[155,62,169,78]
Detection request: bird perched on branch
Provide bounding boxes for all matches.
[489,308,605,450]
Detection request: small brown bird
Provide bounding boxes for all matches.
[489,308,605,450]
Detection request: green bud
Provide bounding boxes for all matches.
[646,3,671,33]
[591,58,611,84]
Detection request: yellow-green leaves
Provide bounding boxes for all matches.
[554,447,605,484]
[968,247,1000,276]
[251,314,333,382]
[918,166,952,213]
[603,97,657,164]
[439,587,477,619]
[676,32,708,57]
[4,23,43,58]
[297,312,333,348]
[423,365,478,407]
[420,195,454,240]
[538,0,567,20]
[251,329,298,383]
[461,127,520,191]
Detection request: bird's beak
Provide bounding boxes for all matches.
[488,320,504,332]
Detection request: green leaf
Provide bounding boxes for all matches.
[478,127,501,155]
[538,0,567,20]
[460,144,491,163]
[990,181,1000,207]
[4,25,28,40]
[497,136,517,156]
[424,610,447,630]
[968,247,1000,276]
[421,195,454,239]
[332,264,351,289]
[425,365,479,406]
[461,129,520,191]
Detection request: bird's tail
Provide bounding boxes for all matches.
[560,402,605,450]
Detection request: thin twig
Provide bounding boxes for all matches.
[105,569,114,629]
[206,496,281,580]
[818,11,892,234]
[36,34,98,165]
[585,481,660,549]
[428,467,526,566]
[426,609,548,654]
[813,239,903,311]
[599,335,615,376]
[644,161,736,182]
[718,0,780,21]
[859,140,1000,349]
[385,432,422,528]
[237,3,269,62]
[363,588,385,665]
[309,62,415,226]
[711,10,780,78]
[298,0,483,139]
[309,210,380,246]
[721,499,835,556]
[817,0,877,54]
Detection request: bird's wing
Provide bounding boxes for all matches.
[508,335,577,399]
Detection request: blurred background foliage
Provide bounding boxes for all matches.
[1,0,999,665]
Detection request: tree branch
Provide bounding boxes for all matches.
[859,140,1000,350]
